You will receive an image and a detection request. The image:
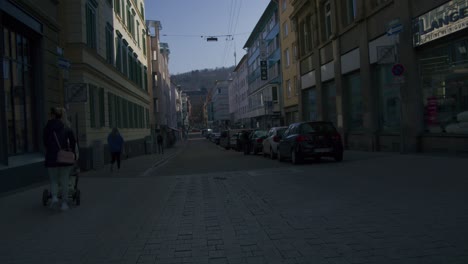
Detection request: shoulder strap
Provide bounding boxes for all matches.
[53,131,62,149]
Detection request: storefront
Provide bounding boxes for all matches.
[0,0,61,193]
[414,0,468,153]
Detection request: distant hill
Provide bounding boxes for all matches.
[171,66,235,92]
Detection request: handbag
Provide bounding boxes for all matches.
[54,131,76,165]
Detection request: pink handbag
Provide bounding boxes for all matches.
[54,132,75,164]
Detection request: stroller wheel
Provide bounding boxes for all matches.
[42,189,49,206]
[76,189,81,206]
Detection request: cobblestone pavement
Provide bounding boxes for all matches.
[1,137,468,264]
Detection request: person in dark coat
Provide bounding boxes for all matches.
[157,132,164,154]
[107,127,124,172]
[43,107,76,211]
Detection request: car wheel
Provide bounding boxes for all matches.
[291,149,302,165]
[334,152,343,162]
[277,149,283,162]
[270,147,275,160]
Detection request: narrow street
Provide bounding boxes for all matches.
[1,134,468,264]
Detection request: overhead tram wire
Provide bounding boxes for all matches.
[222,0,242,67]
[222,0,237,67]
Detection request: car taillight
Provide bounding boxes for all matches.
[296,135,308,142]
[256,138,263,143]
[332,132,341,141]
[273,136,280,142]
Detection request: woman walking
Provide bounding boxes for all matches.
[43,107,77,211]
[107,127,124,172]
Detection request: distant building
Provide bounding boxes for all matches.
[212,80,231,129]
[229,55,249,128]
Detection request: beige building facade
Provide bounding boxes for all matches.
[60,0,151,169]
[279,0,300,125]
[291,0,468,154]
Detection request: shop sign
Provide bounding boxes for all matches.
[260,60,268,80]
[413,0,468,47]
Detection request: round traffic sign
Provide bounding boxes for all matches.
[392,63,405,76]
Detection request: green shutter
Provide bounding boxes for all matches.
[108,93,114,128]
[89,85,96,128]
[99,88,105,127]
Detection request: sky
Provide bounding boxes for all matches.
[145,0,271,75]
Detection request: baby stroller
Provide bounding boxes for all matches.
[42,164,81,207]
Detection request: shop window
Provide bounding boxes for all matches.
[420,40,468,134]
[323,81,337,126]
[375,64,400,132]
[302,88,318,121]
[3,29,36,156]
[345,72,363,130]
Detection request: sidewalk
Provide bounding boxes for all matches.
[82,140,188,178]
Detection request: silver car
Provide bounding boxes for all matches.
[262,126,288,159]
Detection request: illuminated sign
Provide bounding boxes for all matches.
[413,0,468,47]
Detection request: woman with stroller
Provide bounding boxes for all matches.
[43,107,77,211]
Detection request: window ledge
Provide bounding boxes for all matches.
[0,153,44,170]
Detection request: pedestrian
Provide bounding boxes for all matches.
[43,107,77,211]
[157,132,164,154]
[107,127,124,172]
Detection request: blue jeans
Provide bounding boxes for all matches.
[48,166,73,201]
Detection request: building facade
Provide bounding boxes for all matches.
[291,0,468,153]
[59,0,151,170]
[212,80,230,129]
[0,0,62,192]
[244,1,282,130]
[229,55,249,128]
[279,0,300,125]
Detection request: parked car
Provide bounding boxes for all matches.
[210,132,221,144]
[249,130,268,155]
[277,121,343,164]
[262,126,288,159]
[219,129,245,150]
[219,130,230,149]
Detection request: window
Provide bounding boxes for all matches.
[105,24,114,64]
[122,41,128,76]
[108,93,114,128]
[140,3,145,20]
[286,79,292,98]
[142,30,146,56]
[343,0,357,26]
[299,15,313,56]
[99,88,105,127]
[137,21,140,47]
[282,21,288,38]
[323,81,337,126]
[86,1,98,50]
[292,42,298,63]
[126,4,132,33]
[284,48,290,67]
[371,0,389,9]
[323,1,332,41]
[375,64,400,132]
[294,76,298,95]
[114,0,120,15]
[89,84,97,128]
[3,29,37,156]
[282,0,287,11]
[115,36,122,71]
[345,72,363,130]
[145,108,149,128]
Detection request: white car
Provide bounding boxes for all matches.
[262,126,288,159]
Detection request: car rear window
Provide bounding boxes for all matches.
[277,128,286,136]
[254,131,267,137]
[301,123,336,134]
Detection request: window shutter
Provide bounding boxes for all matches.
[99,88,105,127]
[108,93,114,128]
[89,85,96,128]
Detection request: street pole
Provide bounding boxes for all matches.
[393,32,405,154]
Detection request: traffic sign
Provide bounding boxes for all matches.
[392,63,405,76]
[386,19,403,36]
